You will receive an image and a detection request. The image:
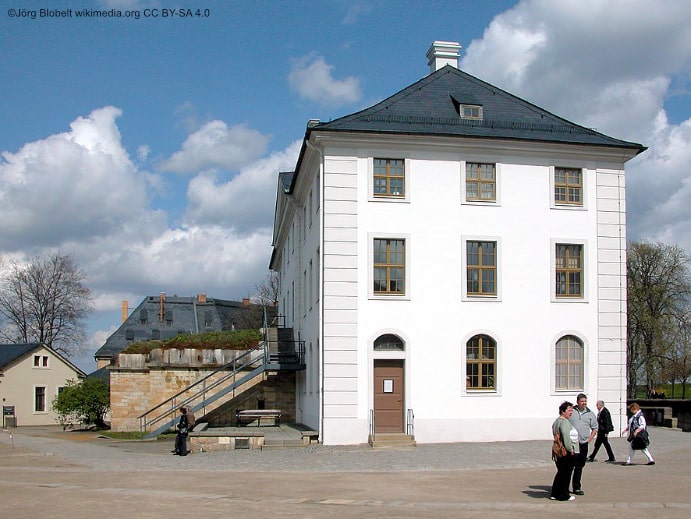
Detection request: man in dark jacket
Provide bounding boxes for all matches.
[173,407,189,456]
[587,400,615,462]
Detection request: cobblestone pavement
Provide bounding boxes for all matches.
[1,425,690,518]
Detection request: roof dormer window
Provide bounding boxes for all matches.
[461,104,483,120]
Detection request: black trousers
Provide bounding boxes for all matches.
[174,432,188,455]
[590,431,615,460]
[551,454,576,500]
[571,442,588,491]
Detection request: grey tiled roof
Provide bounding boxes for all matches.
[94,296,268,361]
[0,342,42,370]
[313,65,645,150]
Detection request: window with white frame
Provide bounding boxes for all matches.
[466,334,496,390]
[460,104,483,120]
[373,238,405,295]
[555,335,583,390]
[33,355,49,368]
[35,386,46,412]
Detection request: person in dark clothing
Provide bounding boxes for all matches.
[173,407,189,456]
[587,400,616,462]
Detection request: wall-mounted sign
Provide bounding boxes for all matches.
[3,405,15,416]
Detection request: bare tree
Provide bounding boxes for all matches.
[0,253,93,356]
[253,271,279,306]
[627,241,691,397]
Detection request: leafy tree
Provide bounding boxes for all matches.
[0,253,92,356]
[627,241,691,397]
[52,378,110,428]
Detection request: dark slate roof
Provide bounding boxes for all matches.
[0,343,42,370]
[312,65,645,151]
[86,366,110,386]
[94,295,270,361]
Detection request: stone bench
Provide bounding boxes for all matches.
[190,429,265,452]
[235,409,281,427]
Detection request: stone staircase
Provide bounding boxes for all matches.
[368,433,416,449]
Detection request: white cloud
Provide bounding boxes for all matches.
[159,120,269,174]
[184,141,301,233]
[289,53,362,107]
[461,0,691,249]
[0,106,154,251]
[0,107,281,357]
[342,2,374,24]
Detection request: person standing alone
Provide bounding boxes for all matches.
[568,393,598,495]
[173,407,189,456]
[587,400,616,463]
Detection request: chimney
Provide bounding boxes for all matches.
[242,297,250,307]
[121,301,128,323]
[197,293,207,303]
[426,41,461,73]
[159,292,166,322]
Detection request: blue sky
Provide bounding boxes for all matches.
[1,0,690,372]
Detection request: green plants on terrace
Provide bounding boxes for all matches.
[121,329,262,355]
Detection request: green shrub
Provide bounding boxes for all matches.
[52,378,110,428]
[121,328,262,354]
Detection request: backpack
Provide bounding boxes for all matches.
[187,410,196,430]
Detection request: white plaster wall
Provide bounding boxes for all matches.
[275,137,629,445]
[338,144,623,444]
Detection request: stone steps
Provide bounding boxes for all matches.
[368,433,416,449]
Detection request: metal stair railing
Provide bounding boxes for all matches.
[138,307,303,439]
[138,341,267,439]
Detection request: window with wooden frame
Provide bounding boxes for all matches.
[466,162,496,201]
[467,240,497,295]
[373,158,405,198]
[466,334,496,390]
[373,238,405,295]
[555,335,583,390]
[554,167,583,206]
[555,244,583,297]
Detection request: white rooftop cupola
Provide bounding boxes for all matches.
[426,41,461,73]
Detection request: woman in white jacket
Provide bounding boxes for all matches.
[621,402,655,466]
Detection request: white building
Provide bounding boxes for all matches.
[270,42,645,445]
[0,343,85,427]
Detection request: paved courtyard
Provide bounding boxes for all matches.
[1,425,690,518]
